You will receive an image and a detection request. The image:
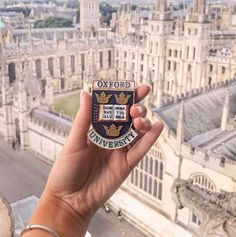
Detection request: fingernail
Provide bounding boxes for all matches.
[147,84,152,90]
[140,117,148,125]
[135,104,143,114]
[154,121,164,129]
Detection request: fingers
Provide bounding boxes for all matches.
[131,103,150,133]
[133,117,151,132]
[130,103,147,118]
[126,122,164,169]
[62,91,92,154]
[135,85,151,103]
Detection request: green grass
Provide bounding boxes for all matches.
[54,93,80,118]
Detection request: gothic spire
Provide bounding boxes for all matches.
[176,101,185,155]
[221,90,230,131]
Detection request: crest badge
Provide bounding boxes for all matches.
[88,80,138,149]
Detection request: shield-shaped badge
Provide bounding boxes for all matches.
[88,80,138,149]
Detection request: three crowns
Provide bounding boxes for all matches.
[95,92,131,105]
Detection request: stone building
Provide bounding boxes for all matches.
[1,0,236,236]
[0,22,114,153]
[80,0,100,34]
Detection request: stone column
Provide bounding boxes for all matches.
[18,80,29,150]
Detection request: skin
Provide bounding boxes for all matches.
[23,85,164,237]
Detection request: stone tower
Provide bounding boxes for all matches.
[148,0,172,107]
[179,0,210,93]
[80,0,100,34]
[1,63,14,142]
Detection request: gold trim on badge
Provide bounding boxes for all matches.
[103,124,123,137]
[115,93,131,105]
[95,92,112,104]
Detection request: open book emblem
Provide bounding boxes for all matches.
[88,80,138,149]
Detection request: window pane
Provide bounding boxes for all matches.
[140,172,143,189]
[60,57,65,75]
[145,157,148,172]
[159,163,163,180]
[8,63,16,83]
[149,158,153,174]
[148,177,152,194]
[144,175,148,192]
[135,170,138,186]
[154,180,158,197]
[71,55,75,73]
[158,182,162,200]
[155,160,158,177]
[48,58,54,76]
[36,59,42,78]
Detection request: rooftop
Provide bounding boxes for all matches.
[155,82,236,160]
[30,109,72,133]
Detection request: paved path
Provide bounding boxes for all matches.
[0,140,50,203]
[0,139,146,237]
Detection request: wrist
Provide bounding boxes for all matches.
[23,192,90,237]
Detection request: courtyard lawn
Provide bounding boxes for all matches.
[54,93,80,118]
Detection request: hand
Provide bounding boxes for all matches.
[26,85,163,237]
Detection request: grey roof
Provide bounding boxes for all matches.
[189,129,236,160]
[155,82,236,141]
[154,82,236,160]
[213,134,236,160]
[30,109,72,133]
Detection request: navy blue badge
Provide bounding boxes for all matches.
[88,80,138,149]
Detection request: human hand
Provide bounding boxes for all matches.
[26,85,163,237]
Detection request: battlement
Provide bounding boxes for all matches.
[29,109,72,138]
[161,77,236,108]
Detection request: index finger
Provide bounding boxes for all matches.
[135,85,151,103]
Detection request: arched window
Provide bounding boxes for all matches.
[8,63,16,83]
[208,77,212,85]
[100,52,103,69]
[191,173,216,191]
[70,55,75,74]
[48,58,54,76]
[190,173,216,226]
[35,59,42,78]
[59,56,65,76]
[130,143,164,201]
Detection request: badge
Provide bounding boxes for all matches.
[88,80,138,149]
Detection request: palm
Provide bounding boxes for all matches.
[45,85,163,222]
[47,143,130,217]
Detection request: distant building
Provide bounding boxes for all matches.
[1,11,26,29]
[80,0,100,34]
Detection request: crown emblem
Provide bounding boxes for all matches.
[95,92,112,104]
[103,124,123,137]
[115,93,131,105]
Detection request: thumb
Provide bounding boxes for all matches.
[62,91,92,154]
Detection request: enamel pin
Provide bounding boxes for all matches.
[88,80,138,149]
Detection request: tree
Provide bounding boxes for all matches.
[100,2,116,25]
[34,17,73,28]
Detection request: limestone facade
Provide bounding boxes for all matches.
[80,0,100,34]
